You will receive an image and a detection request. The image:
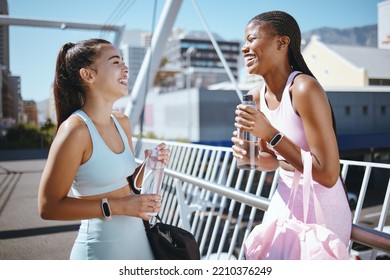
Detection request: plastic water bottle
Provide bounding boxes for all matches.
[237,94,259,170]
[141,149,166,216]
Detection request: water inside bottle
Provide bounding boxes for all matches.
[237,139,259,170]
[236,95,259,170]
[141,150,165,216]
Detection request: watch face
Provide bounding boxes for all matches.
[102,202,111,217]
[271,134,282,145]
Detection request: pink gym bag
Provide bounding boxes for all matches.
[244,150,350,260]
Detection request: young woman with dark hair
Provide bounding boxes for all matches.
[38,38,169,259]
[231,11,351,256]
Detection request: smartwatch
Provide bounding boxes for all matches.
[267,132,284,149]
[101,198,112,221]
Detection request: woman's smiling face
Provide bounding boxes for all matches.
[241,21,280,75]
[90,44,129,99]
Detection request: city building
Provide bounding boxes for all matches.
[9,75,22,123]
[120,29,150,91]
[0,0,9,71]
[23,100,38,125]
[0,0,22,128]
[302,35,390,87]
[160,28,241,90]
[302,1,390,88]
[1,66,13,124]
[378,0,390,50]
[118,28,241,93]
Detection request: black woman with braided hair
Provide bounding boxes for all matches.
[231,11,351,257]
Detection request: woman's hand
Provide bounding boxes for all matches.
[231,130,246,160]
[234,104,277,142]
[232,105,279,171]
[144,143,170,165]
[117,194,162,221]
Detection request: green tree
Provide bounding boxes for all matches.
[1,120,56,149]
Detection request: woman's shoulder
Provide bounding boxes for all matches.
[291,73,325,99]
[48,114,90,164]
[56,114,90,142]
[291,73,330,113]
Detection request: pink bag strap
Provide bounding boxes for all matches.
[287,150,326,225]
[278,169,300,223]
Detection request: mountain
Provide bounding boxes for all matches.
[302,25,377,47]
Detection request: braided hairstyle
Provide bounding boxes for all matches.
[249,10,314,77]
[249,11,338,135]
[53,38,111,130]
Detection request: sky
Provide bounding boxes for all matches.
[8,0,384,102]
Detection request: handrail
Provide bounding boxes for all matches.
[166,169,271,211]
[351,224,390,253]
[133,138,390,259]
[164,168,390,254]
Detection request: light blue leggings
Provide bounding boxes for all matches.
[70,215,154,260]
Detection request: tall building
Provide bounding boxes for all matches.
[161,29,241,90]
[0,0,9,71]
[120,30,149,91]
[378,0,390,49]
[121,45,147,91]
[119,28,241,93]
[23,100,37,125]
[0,0,19,128]
[9,75,22,123]
[0,0,8,123]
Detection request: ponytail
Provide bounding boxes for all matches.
[53,38,111,130]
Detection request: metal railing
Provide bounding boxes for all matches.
[133,138,390,260]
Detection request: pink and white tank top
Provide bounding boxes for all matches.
[260,71,309,161]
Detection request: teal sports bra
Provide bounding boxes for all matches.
[71,110,137,197]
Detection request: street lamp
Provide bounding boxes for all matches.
[185,47,196,141]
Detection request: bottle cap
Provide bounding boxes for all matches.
[243,94,253,101]
[151,149,158,157]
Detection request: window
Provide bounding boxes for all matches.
[362,106,368,115]
[369,79,390,86]
[381,105,386,116]
[344,106,351,116]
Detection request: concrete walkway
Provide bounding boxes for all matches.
[0,159,78,260]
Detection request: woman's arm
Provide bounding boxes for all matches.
[38,117,104,220]
[287,74,340,187]
[257,74,339,186]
